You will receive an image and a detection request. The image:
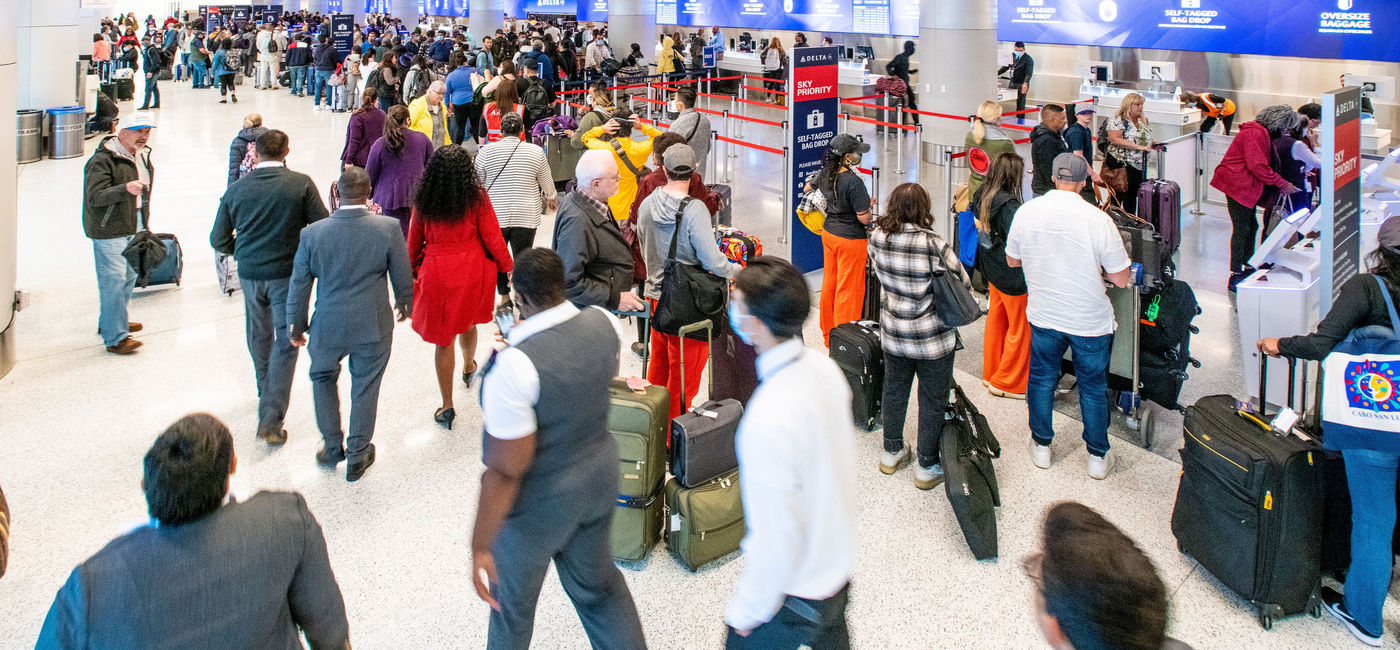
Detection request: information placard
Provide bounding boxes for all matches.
[787,46,840,273]
[332,14,355,56]
[1321,86,1364,311]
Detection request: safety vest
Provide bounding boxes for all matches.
[485,104,525,143]
[1199,94,1236,118]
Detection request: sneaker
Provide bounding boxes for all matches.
[1030,441,1052,469]
[1088,451,1117,480]
[1322,586,1382,647]
[1056,376,1077,395]
[879,445,911,475]
[914,463,945,490]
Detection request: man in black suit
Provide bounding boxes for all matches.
[998,41,1035,112]
[37,413,350,649]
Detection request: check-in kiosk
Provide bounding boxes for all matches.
[1237,207,1320,407]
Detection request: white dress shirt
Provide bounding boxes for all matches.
[724,338,857,631]
[481,302,623,440]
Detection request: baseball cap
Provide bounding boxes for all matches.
[663,144,697,174]
[829,133,870,156]
[521,57,539,71]
[1379,217,1400,251]
[1076,107,1096,115]
[1051,153,1088,183]
[119,112,157,131]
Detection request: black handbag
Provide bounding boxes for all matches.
[654,197,728,339]
[926,233,983,328]
[121,229,168,288]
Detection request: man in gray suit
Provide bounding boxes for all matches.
[37,413,350,649]
[288,166,413,482]
[474,248,647,649]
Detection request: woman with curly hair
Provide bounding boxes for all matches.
[367,104,433,236]
[1210,104,1301,290]
[408,146,514,430]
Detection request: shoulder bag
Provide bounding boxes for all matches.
[654,197,729,339]
[609,139,646,180]
[925,231,984,328]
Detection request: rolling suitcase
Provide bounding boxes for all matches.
[942,383,1002,560]
[1170,357,1324,629]
[707,184,732,227]
[114,77,135,101]
[608,378,670,562]
[862,260,881,322]
[1137,179,1182,256]
[670,321,743,488]
[664,469,745,571]
[711,315,759,406]
[99,81,117,100]
[144,233,184,287]
[830,321,882,429]
[215,252,240,295]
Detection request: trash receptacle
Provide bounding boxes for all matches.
[17,110,43,164]
[46,106,87,160]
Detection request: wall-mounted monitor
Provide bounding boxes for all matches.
[1139,60,1177,82]
[1085,61,1114,83]
[856,45,874,60]
[1344,74,1396,102]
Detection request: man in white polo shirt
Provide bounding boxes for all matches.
[1005,153,1133,480]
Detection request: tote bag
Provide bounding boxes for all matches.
[1322,276,1400,450]
[654,197,728,339]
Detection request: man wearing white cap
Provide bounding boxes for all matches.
[82,112,157,355]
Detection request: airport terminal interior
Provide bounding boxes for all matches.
[3,0,1400,647]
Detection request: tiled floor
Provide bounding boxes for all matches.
[2,78,1397,648]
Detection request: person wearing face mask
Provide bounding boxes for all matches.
[997,42,1035,112]
[666,86,711,168]
[808,134,875,348]
[722,256,857,647]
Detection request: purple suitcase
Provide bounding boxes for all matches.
[1137,179,1181,256]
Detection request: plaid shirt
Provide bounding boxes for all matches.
[867,225,971,360]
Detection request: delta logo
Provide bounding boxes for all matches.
[1344,359,1400,412]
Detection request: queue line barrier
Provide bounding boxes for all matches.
[741,84,789,97]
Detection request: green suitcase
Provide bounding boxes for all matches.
[664,470,745,571]
[608,378,670,562]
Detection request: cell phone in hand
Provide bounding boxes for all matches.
[494,299,517,336]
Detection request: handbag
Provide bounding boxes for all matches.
[654,197,729,339]
[795,172,827,234]
[926,232,984,328]
[1100,162,1129,194]
[1321,276,1400,449]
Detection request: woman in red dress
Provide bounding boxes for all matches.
[407,146,513,429]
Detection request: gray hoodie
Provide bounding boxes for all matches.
[637,187,740,300]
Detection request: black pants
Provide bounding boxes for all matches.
[1201,113,1236,135]
[1016,84,1028,112]
[1227,196,1259,273]
[218,72,235,97]
[498,226,536,294]
[763,69,783,101]
[1103,155,1144,214]
[450,102,474,145]
[725,583,850,650]
[882,352,953,468]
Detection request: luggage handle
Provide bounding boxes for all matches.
[614,303,652,377]
[677,319,715,408]
[1256,354,1297,418]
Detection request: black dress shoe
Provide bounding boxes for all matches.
[316,446,346,467]
[346,444,376,482]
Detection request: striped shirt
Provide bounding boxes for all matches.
[867,225,971,360]
[474,137,557,230]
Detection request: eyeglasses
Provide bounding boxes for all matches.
[1020,552,1044,590]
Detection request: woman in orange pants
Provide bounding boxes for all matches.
[973,152,1030,397]
[811,135,876,346]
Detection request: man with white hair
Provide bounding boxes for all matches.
[551,150,643,312]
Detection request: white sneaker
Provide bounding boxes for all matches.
[914,463,944,490]
[879,445,911,475]
[1031,441,1052,469]
[1088,451,1117,480]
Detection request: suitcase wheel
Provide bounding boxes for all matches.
[1258,612,1272,630]
[1189,357,1201,369]
[1189,325,1200,335]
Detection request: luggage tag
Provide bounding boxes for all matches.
[1271,407,1301,436]
[670,513,682,532]
[696,407,718,419]
[625,376,651,393]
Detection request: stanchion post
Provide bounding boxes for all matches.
[724,109,736,159]
[708,129,717,182]
[872,166,881,209]
[895,106,905,174]
[612,77,618,107]
[781,119,788,151]
[1191,130,1206,215]
[882,93,890,152]
[780,145,791,245]
[942,149,955,242]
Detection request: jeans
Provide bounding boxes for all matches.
[379,94,394,112]
[192,60,209,88]
[241,278,300,434]
[178,52,188,78]
[1342,448,1400,636]
[1227,196,1259,273]
[1028,324,1113,456]
[883,352,954,468]
[313,69,332,106]
[93,236,138,347]
[141,75,159,107]
[289,65,307,95]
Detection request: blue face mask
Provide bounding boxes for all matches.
[728,303,754,346]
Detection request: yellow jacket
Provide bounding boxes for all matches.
[583,123,663,222]
[408,94,452,146]
[658,36,676,75]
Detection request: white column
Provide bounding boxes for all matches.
[918,0,997,158]
[0,0,18,377]
[17,0,83,110]
[607,0,655,63]
[469,0,503,44]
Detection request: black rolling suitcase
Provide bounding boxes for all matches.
[830,321,882,429]
[669,321,743,488]
[114,77,135,101]
[707,184,732,227]
[1170,357,1324,629]
[1139,278,1201,355]
[711,316,759,406]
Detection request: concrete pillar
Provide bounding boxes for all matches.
[1,0,18,378]
[469,0,503,45]
[918,0,997,161]
[17,0,83,110]
[608,0,655,63]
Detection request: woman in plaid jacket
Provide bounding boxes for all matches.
[867,183,972,490]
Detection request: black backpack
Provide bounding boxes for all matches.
[406,67,433,103]
[1096,117,1111,155]
[599,57,621,77]
[521,78,553,128]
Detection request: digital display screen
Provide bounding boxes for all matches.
[997,0,1400,63]
[654,0,919,37]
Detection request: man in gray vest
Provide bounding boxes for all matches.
[472,247,647,649]
[287,167,413,482]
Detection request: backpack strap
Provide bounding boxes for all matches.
[666,197,697,262]
[610,140,645,180]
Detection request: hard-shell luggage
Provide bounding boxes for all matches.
[942,383,1002,560]
[707,184,732,227]
[664,469,745,571]
[1111,209,1169,289]
[114,77,135,101]
[608,378,670,562]
[100,81,116,100]
[711,316,759,406]
[1139,278,1200,355]
[862,260,881,322]
[830,321,882,429]
[1170,357,1324,629]
[215,252,240,295]
[1137,178,1182,256]
[143,233,183,287]
[670,320,743,488]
